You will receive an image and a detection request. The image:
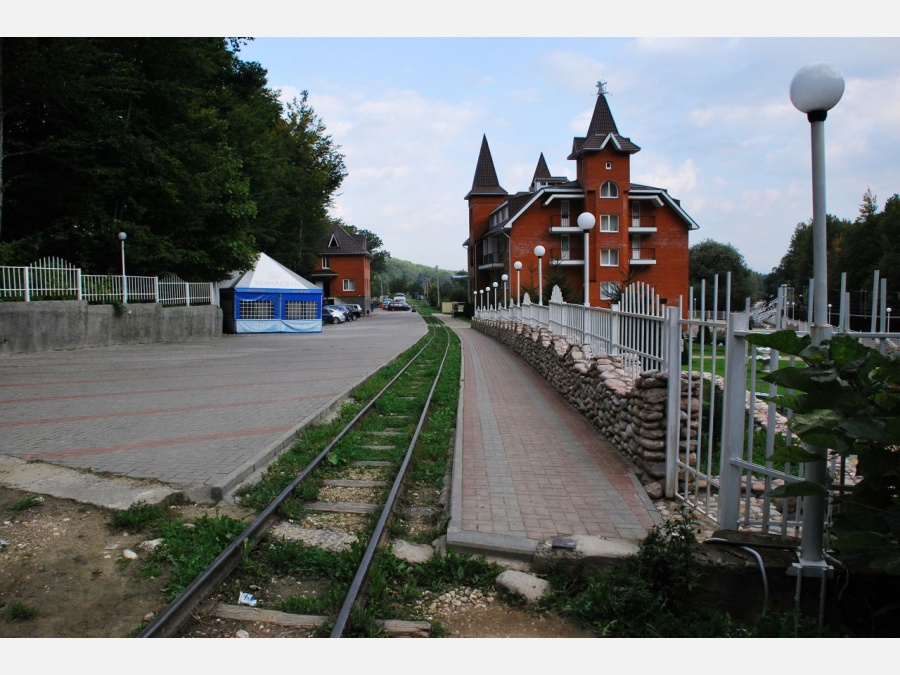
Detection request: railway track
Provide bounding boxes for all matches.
[139,316,455,638]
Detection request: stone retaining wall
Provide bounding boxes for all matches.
[473,317,702,492]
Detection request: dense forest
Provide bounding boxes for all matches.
[0,37,345,281]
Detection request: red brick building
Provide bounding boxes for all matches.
[308,223,372,311]
[464,85,698,309]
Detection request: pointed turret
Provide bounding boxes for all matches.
[568,83,640,159]
[532,153,552,183]
[465,135,507,199]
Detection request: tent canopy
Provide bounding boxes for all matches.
[220,253,323,334]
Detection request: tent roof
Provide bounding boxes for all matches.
[220,252,321,291]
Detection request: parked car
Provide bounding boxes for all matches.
[324,304,352,322]
[323,308,345,324]
[344,303,363,319]
[387,299,411,311]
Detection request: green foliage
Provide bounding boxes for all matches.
[690,238,759,306]
[1,38,345,281]
[746,330,900,573]
[544,511,826,637]
[110,501,169,531]
[2,602,39,622]
[149,514,248,600]
[6,494,44,511]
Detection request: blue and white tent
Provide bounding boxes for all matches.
[219,253,323,333]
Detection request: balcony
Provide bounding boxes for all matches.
[628,248,657,265]
[548,214,581,234]
[628,215,657,234]
[478,251,505,270]
[546,247,585,267]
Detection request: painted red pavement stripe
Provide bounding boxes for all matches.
[26,424,297,460]
[0,393,336,428]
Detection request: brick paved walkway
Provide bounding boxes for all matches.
[442,317,661,558]
[0,311,425,501]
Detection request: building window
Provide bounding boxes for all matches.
[284,300,317,320]
[600,181,618,198]
[600,215,619,232]
[600,248,619,266]
[239,299,274,320]
[600,281,619,300]
[343,279,355,292]
[322,256,330,269]
[606,162,612,170]
[560,200,570,228]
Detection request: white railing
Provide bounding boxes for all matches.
[0,258,216,306]
[477,283,668,380]
[158,275,216,306]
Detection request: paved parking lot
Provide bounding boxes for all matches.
[0,310,426,501]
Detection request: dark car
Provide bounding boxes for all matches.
[387,300,411,311]
[344,303,363,319]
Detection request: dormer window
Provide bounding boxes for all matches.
[601,181,618,198]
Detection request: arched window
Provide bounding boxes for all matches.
[600,181,618,198]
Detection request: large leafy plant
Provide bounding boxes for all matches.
[746,330,900,573]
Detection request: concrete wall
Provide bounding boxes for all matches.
[0,301,222,355]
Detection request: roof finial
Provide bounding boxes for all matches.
[596,80,608,96]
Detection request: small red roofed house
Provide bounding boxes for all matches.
[308,223,372,312]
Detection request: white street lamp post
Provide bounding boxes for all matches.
[514,261,522,306]
[479,289,484,310]
[577,212,596,307]
[473,290,478,312]
[118,231,128,305]
[534,245,545,305]
[492,281,498,309]
[790,61,845,573]
[501,274,509,309]
[887,307,892,333]
[485,286,491,310]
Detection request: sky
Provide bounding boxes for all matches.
[232,36,900,275]
[9,5,900,280]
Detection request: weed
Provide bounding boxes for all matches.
[6,494,44,511]
[110,501,169,531]
[149,515,247,600]
[2,602,39,622]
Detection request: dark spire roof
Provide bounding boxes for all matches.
[568,84,640,159]
[465,135,507,199]
[532,153,552,182]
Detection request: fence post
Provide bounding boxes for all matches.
[77,269,83,301]
[718,311,749,530]
[185,281,191,307]
[153,277,160,304]
[609,303,620,356]
[664,306,682,498]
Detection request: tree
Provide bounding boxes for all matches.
[689,239,757,308]
[337,221,391,275]
[0,38,346,281]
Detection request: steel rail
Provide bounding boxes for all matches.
[138,324,441,638]
[330,323,452,637]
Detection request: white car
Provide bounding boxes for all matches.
[324,308,345,324]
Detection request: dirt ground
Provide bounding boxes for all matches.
[0,487,594,639]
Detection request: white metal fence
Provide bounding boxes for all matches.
[0,258,216,306]
[476,271,896,544]
[477,281,667,379]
